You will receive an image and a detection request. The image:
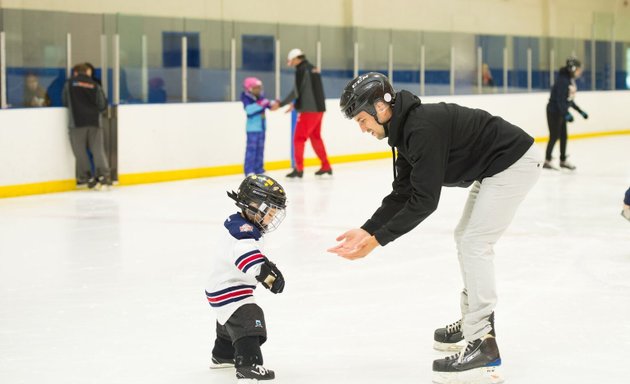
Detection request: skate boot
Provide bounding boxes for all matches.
[542,160,558,170]
[314,168,333,176]
[96,175,113,191]
[559,160,576,170]
[432,334,503,384]
[285,169,303,178]
[209,355,235,369]
[87,177,98,190]
[235,364,275,381]
[434,319,465,352]
[622,206,630,222]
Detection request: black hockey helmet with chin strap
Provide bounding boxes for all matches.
[227,174,287,233]
[339,72,395,124]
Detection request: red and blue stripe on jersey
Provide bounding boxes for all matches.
[206,284,257,307]
[235,249,265,273]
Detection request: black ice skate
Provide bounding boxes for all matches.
[559,160,576,170]
[432,334,503,384]
[434,319,465,352]
[235,364,275,381]
[285,169,303,178]
[209,355,235,369]
[314,168,332,176]
[542,160,558,170]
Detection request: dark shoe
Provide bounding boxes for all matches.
[235,364,275,381]
[432,335,503,384]
[542,160,558,170]
[210,355,235,369]
[314,168,333,176]
[285,169,303,178]
[559,160,576,170]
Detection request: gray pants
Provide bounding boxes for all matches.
[454,143,542,341]
[69,126,110,182]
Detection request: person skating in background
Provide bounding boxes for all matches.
[23,73,51,107]
[241,77,278,176]
[544,57,588,171]
[62,63,112,189]
[330,72,542,384]
[207,174,287,381]
[622,187,630,221]
[279,48,332,178]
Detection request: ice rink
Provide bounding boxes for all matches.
[1,136,629,384]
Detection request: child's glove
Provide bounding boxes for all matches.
[579,110,588,119]
[565,112,574,122]
[257,98,271,108]
[256,258,285,293]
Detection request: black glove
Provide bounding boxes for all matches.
[579,110,588,119]
[565,112,574,122]
[256,258,285,294]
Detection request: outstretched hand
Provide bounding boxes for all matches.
[327,228,379,260]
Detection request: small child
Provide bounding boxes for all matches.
[206,174,287,381]
[241,77,276,176]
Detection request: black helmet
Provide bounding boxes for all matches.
[340,72,395,120]
[227,174,287,233]
[566,57,581,73]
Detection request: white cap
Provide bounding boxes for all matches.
[287,48,304,61]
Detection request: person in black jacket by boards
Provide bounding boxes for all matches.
[328,72,542,384]
[544,57,588,171]
[62,63,111,189]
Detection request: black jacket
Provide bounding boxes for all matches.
[280,60,326,112]
[547,67,584,116]
[62,74,107,128]
[362,90,534,246]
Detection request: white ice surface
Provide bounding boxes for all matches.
[1,137,629,384]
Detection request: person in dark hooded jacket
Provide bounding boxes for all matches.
[329,72,542,384]
[544,57,588,170]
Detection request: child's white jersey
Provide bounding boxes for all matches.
[206,213,266,325]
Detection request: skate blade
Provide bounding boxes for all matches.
[433,340,466,352]
[432,365,504,384]
[209,362,234,369]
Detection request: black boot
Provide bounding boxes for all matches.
[285,169,303,178]
[314,168,332,176]
[432,334,503,384]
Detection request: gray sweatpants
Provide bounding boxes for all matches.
[455,143,542,341]
[69,126,111,182]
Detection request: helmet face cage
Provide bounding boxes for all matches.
[228,175,287,234]
[340,72,394,120]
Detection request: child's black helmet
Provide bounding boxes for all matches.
[227,174,287,233]
[339,72,395,120]
[566,57,581,73]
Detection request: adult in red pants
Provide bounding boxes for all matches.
[279,48,332,178]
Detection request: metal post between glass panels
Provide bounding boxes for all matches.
[230,37,236,102]
[550,49,555,87]
[182,35,187,103]
[503,47,508,93]
[113,34,120,105]
[591,24,596,91]
[316,40,321,70]
[100,34,108,99]
[275,39,280,100]
[477,46,482,94]
[66,33,72,78]
[450,46,455,95]
[527,47,532,92]
[353,41,359,78]
[388,42,393,81]
[610,25,615,90]
[141,35,148,102]
[0,31,6,109]
[420,45,425,96]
